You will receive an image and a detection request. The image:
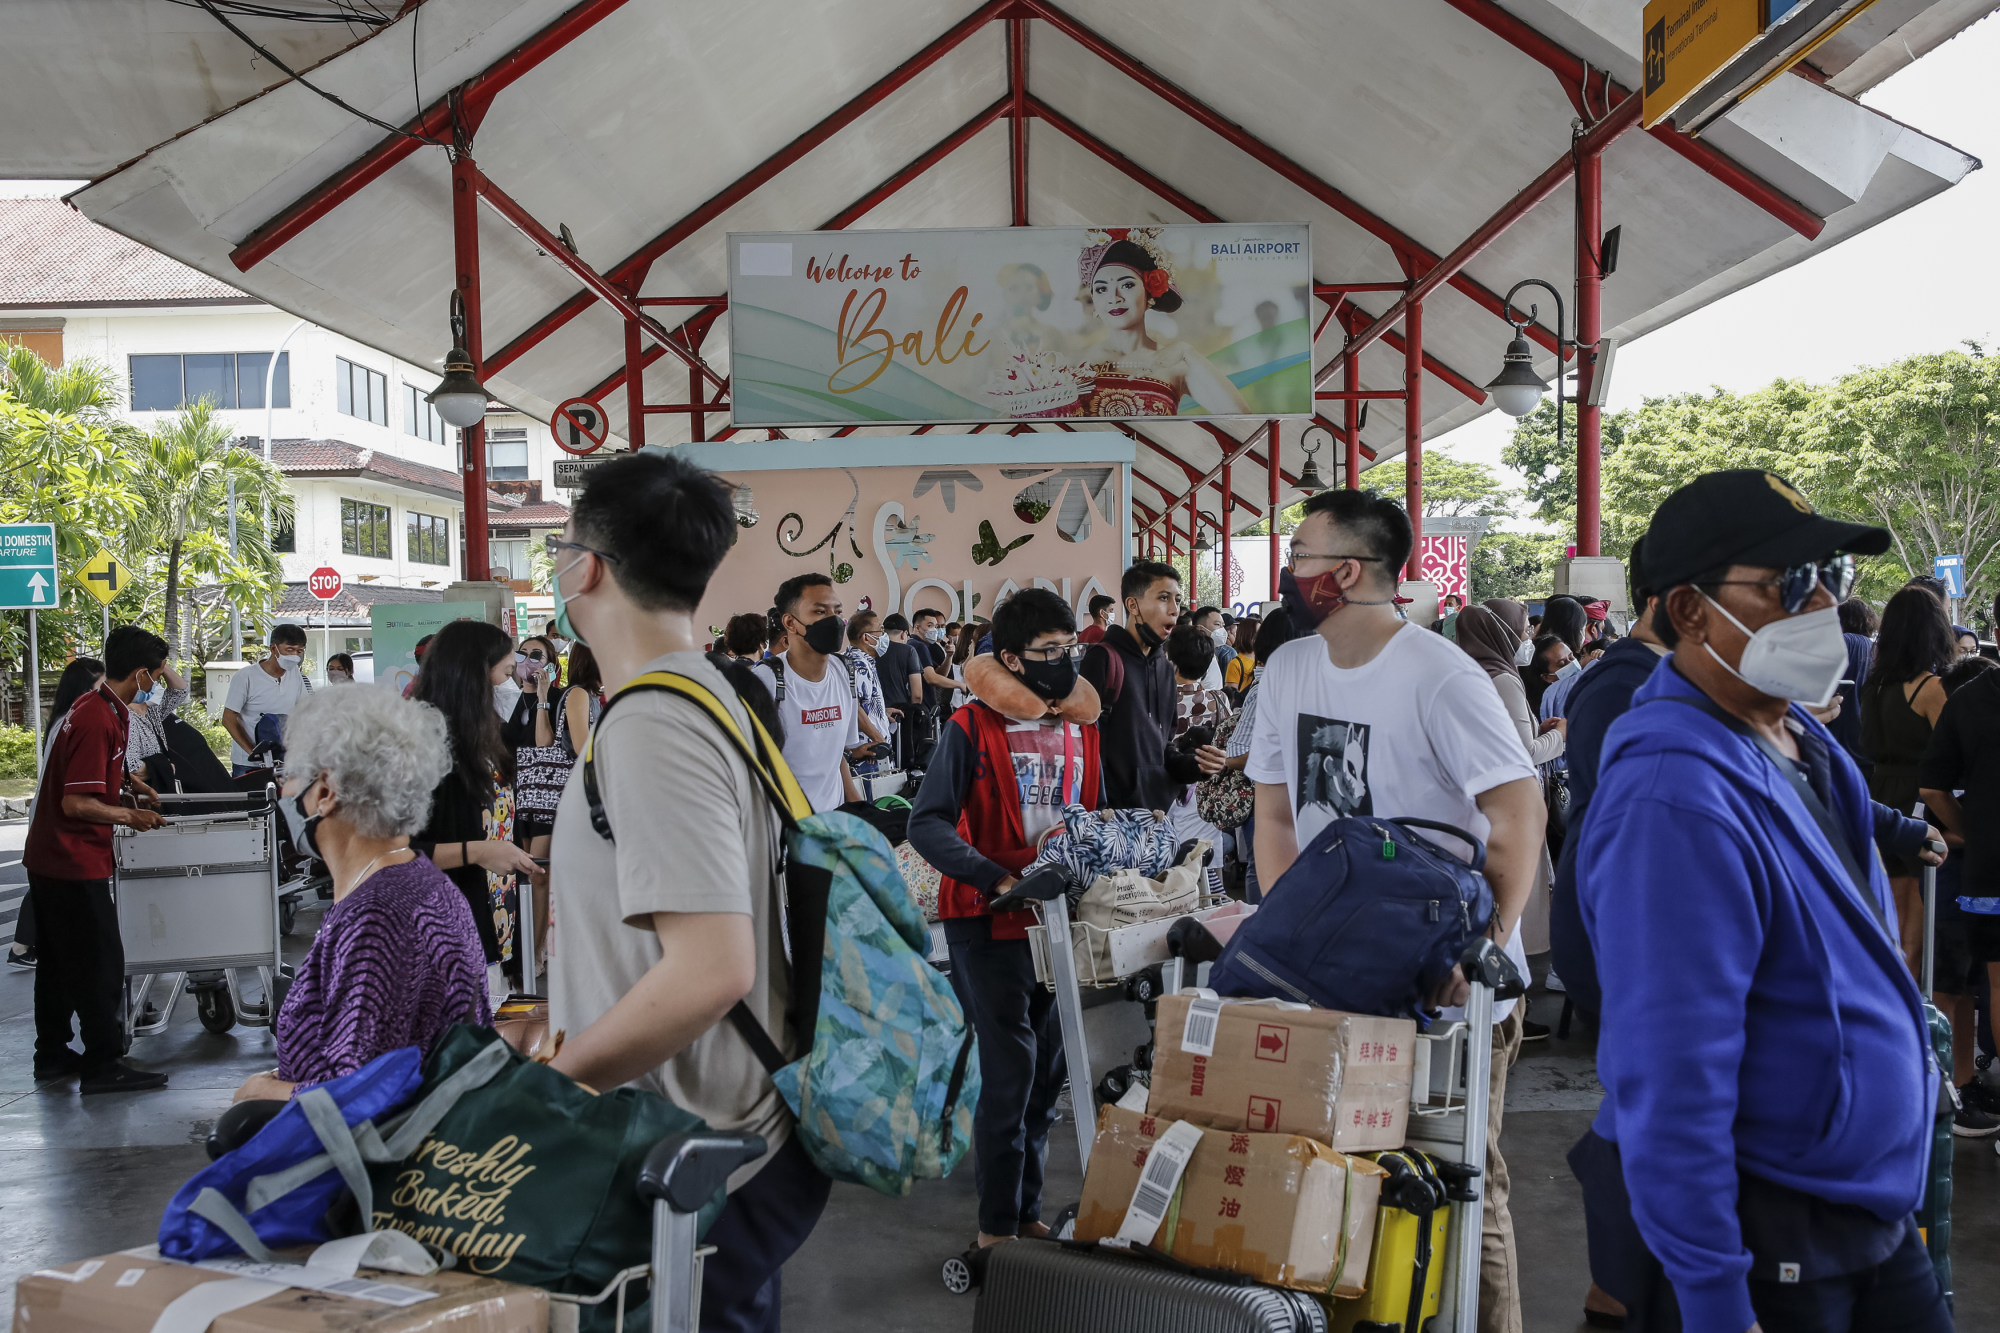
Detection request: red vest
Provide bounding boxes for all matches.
[937,701,1101,941]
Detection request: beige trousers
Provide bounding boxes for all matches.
[1479,1005,1524,1333]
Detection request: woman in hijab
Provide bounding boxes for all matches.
[1460,599,1565,769]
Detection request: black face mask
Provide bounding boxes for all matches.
[292,790,326,863]
[1127,604,1164,650]
[1018,655,1077,702]
[801,614,846,656]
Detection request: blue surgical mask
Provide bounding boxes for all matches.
[1553,658,1582,682]
[551,553,588,647]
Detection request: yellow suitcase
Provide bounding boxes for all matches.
[1330,1149,1448,1332]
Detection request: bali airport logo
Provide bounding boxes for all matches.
[1207,239,1304,257]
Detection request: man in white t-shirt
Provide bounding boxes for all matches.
[221,623,310,773]
[1245,488,1543,1333]
[752,574,862,813]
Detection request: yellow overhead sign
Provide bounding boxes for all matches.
[1642,0,1768,129]
[76,547,128,606]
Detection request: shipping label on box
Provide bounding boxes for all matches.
[1075,1104,1169,1246]
[1149,994,1417,1152]
[12,1248,549,1332]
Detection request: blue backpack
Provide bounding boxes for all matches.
[1208,816,1493,1026]
[584,670,977,1197]
[158,1041,509,1262]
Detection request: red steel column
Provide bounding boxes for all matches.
[1188,491,1199,598]
[1343,338,1361,490]
[452,154,491,583]
[1220,461,1232,609]
[1404,301,1424,581]
[1576,145,1604,557]
[1268,420,1282,597]
[624,314,646,451]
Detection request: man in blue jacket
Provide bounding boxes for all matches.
[1574,470,1947,1332]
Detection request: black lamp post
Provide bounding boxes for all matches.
[1486,279,1567,460]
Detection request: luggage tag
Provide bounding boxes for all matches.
[1113,1119,1204,1247]
[1180,995,1224,1058]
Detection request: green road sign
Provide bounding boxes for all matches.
[0,524,59,610]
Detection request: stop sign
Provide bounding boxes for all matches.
[307,567,343,600]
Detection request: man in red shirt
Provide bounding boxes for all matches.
[25,626,169,1093]
[1076,593,1116,644]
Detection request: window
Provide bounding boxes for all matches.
[336,357,388,427]
[403,384,444,443]
[486,427,529,481]
[340,498,393,559]
[273,511,295,553]
[408,512,449,565]
[127,352,289,410]
[489,538,530,580]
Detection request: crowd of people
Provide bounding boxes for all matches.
[16,447,1995,1331]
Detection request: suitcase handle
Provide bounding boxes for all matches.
[1387,817,1486,872]
[638,1132,767,1215]
[1460,936,1528,1001]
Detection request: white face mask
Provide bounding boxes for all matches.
[1210,627,1228,647]
[925,627,945,643]
[493,678,523,717]
[1514,639,1535,667]
[870,635,891,658]
[1701,595,1846,707]
[277,654,302,671]
[1552,658,1582,682]
[326,670,351,684]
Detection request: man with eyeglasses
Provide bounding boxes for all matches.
[908,587,1102,1253]
[1572,470,1949,1332]
[1244,488,1544,1333]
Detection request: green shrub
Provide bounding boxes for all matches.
[0,725,36,781]
[178,701,234,762]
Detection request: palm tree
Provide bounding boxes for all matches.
[133,399,291,656]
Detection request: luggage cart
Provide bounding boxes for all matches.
[115,787,284,1038]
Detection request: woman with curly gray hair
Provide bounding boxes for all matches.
[233,687,491,1104]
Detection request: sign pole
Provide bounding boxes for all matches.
[27,609,40,779]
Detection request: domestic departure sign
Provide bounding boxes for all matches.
[76,547,127,606]
[1934,554,1966,599]
[552,398,608,455]
[0,523,58,610]
[308,567,344,601]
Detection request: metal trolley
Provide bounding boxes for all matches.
[115,787,285,1038]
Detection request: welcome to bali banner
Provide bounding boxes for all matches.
[727,224,1313,427]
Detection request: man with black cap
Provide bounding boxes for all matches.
[1571,470,1949,1331]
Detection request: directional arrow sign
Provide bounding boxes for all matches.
[0,524,58,611]
[76,547,127,607]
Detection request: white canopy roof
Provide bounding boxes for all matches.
[21,0,1984,534]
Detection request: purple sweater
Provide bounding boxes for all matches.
[274,855,492,1087]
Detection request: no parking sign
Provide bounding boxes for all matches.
[551,397,608,455]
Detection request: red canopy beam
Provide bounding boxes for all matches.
[1333,91,1641,379]
[1404,300,1425,580]
[1008,15,1030,225]
[230,0,636,271]
[1576,140,1605,556]
[1440,0,1823,239]
[1138,422,1273,535]
[1021,1,1560,354]
[452,154,491,582]
[1268,420,1282,596]
[1315,389,1406,400]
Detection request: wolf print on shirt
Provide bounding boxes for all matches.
[1297,714,1371,818]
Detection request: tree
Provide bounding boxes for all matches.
[1469,530,1569,604]
[131,399,291,656]
[1798,346,2000,624]
[1361,443,1517,517]
[1501,399,1630,535]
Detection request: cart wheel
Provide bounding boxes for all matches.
[1133,1041,1154,1072]
[278,897,297,938]
[1096,1065,1131,1105]
[1053,1202,1078,1240]
[197,989,236,1034]
[1126,966,1162,1005]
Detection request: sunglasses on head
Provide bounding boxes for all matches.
[1706,554,1856,615]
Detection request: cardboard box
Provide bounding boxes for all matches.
[1073,1105,1386,1296]
[12,1248,548,1332]
[1148,994,1417,1153]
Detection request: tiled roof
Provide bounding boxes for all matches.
[233,438,567,526]
[274,582,445,621]
[0,198,249,306]
[495,500,570,527]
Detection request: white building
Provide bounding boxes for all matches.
[0,197,568,653]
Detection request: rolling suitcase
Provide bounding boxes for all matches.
[1330,1150,1448,1333]
[975,1240,1327,1333]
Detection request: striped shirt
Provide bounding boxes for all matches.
[274,855,492,1087]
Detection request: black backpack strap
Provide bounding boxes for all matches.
[1648,693,1889,939]
[766,655,786,706]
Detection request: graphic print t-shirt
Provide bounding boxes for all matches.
[1004,718,1087,843]
[752,653,862,813]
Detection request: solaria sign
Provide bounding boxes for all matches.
[727,223,1312,426]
